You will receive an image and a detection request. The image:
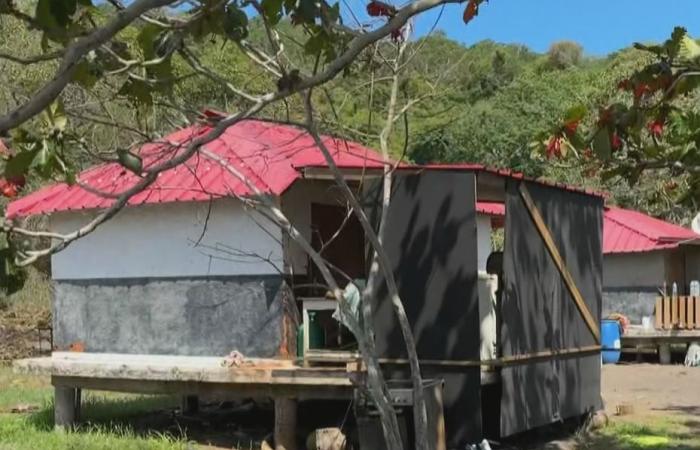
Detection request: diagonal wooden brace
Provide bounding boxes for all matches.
[518,183,601,344]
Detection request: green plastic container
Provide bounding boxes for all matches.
[297,311,325,357]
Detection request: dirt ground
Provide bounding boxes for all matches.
[601,363,700,418]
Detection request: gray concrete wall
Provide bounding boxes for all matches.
[53,275,288,357]
[603,289,657,324]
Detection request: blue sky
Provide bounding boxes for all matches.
[410,0,700,55]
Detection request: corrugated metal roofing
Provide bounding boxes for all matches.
[475,201,505,216]
[602,206,700,254]
[474,201,700,254]
[7,119,387,218]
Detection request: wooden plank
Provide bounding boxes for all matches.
[689,297,696,329]
[680,296,687,329]
[52,376,354,400]
[655,297,663,329]
[695,296,700,329]
[672,295,679,328]
[518,183,600,344]
[274,398,298,450]
[663,296,672,329]
[377,345,601,368]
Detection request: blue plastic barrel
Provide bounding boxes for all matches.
[601,319,622,364]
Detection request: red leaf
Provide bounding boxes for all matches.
[563,119,579,136]
[647,119,664,137]
[463,0,478,24]
[367,1,396,17]
[610,132,622,151]
[546,136,562,159]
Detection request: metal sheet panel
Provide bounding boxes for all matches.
[367,170,482,446]
[500,180,603,436]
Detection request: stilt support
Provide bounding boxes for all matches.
[181,395,199,415]
[274,397,298,450]
[54,386,81,430]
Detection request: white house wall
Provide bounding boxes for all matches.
[603,251,666,288]
[602,251,666,324]
[476,215,492,273]
[50,198,283,280]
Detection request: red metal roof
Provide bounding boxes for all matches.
[475,201,505,216]
[474,201,700,254]
[7,119,387,218]
[602,206,700,254]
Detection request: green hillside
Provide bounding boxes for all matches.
[0,11,691,222]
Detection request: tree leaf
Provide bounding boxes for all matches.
[592,127,612,160]
[5,148,39,178]
[41,100,68,133]
[678,34,700,65]
[223,5,249,41]
[117,78,154,106]
[72,59,100,89]
[261,0,284,25]
[563,105,587,123]
[117,149,143,174]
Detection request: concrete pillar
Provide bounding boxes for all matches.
[659,343,672,365]
[181,395,199,415]
[274,397,298,450]
[54,386,80,430]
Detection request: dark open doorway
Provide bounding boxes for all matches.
[310,203,366,287]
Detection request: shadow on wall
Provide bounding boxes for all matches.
[501,180,603,436]
[367,171,482,446]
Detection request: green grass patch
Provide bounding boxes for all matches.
[0,367,189,450]
[586,416,700,450]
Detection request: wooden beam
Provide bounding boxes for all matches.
[54,386,80,430]
[377,345,601,367]
[518,183,601,344]
[274,398,298,450]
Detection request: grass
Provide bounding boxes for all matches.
[583,415,700,450]
[3,365,700,450]
[0,366,190,450]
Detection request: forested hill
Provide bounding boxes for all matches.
[0,11,689,222]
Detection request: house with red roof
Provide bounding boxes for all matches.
[10,117,608,445]
[602,207,700,322]
[475,202,700,323]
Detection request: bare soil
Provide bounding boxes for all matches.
[601,362,700,418]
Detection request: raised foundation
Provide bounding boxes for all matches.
[53,275,288,356]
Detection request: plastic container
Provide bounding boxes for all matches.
[601,319,622,364]
[297,312,325,357]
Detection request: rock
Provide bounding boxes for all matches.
[306,427,347,450]
[588,410,609,430]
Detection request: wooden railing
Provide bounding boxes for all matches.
[655,296,700,329]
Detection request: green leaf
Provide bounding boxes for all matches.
[72,59,100,89]
[5,148,39,178]
[563,105,587,123]
[0,247,26,296]
[261,0,284,25]
[117,149,143,174]
[592,127,612,160]
[35,0,59,31]
[295,0,319,24]
[117,78,154,106]
[678,34,700,65]
[41,100,68,133]
[223,5,249,41]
